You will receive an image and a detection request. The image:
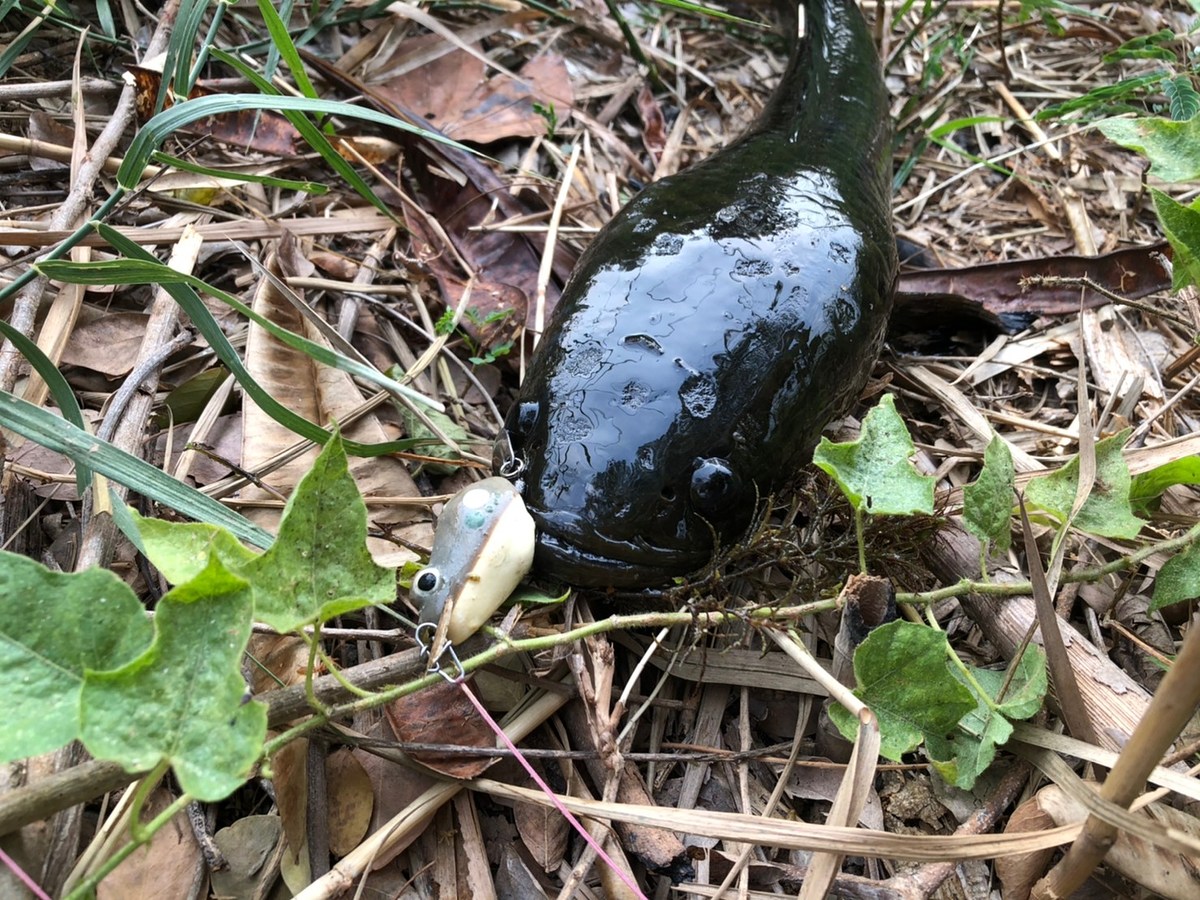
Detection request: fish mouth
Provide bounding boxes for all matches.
[531,509,709,589]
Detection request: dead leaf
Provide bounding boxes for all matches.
[514,780,569,872]
[240,236,431,559]
[301,49,565,331]
[211,815,283,899]
[384,678,498,779]
[325,748,374,857]
[126,64,302,156]
[61,312,153,376]
[897,242,1171,319]
[637,84,667,160]
[379,40,573,144]
[28,112,73,171]
[96,788,204,900]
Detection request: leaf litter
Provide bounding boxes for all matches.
[0,1,1198,898]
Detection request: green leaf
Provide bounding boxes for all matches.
[1164,76,1200,122]
[1102,30,1177,64]
[393,400,475,475]
[990,646,1049,722]
[1151,541,1200,611]
[0,551,153,761]
[80,555,266,801]
[1025,430,1146,539]
[242,431,396,632]
[812,394,935,515]
[1037,72,1168,122]
[149,152,328,194]
[828,621,975,761]
[129,509,260,585]
[1130,456,1200,515]
[1098,114,1200,183]
[963,436,1015,552]
[1151,189,1200,290]
[925,646,1046,789]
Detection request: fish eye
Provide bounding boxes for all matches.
[690,457,741,517]
[411,567,443,599]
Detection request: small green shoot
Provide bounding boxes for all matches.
[533,100,558,139]
[434,307,516,366]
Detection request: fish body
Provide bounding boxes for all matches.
[498,0,897,588]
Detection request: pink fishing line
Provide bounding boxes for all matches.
[0,846,51,900]
[455,678,649,899]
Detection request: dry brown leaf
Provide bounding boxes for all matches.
[380,46,572,144]
[896,242,1171,319]
[636,83,667,161]
[95,788,204,900]
[125,64,302,156]
[210,814,284,899]
[61,312,152,377]
[350,718,437,870]
[272,738,310,868]
[27,111,73,171]
[240,236,431,559]
[384,678,498,780]
[325,748,375,857]
[995,795,1058,900]
[514,772,569,872]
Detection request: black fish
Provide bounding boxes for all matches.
[497,0,897,588]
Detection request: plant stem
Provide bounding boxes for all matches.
[856,506,867,574]
[65,789,193,899]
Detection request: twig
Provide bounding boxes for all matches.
[1022,274,1196,333]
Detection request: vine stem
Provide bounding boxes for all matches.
[64,787,193,900]
[897,518,1200,607]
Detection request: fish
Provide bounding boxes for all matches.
[496,0,897,588]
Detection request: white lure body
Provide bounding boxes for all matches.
[411,476,536,644]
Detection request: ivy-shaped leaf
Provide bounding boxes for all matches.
[1098,115,1200,184]
[130,510,261,584]
[828,621,975,761]
[812,394,935,516]
[242,431,395,633]
[927,646,1046,789]
[1151,189,1200,290]
[1025,430,1145,539]
[80,555,266,801]
[963,435,1015,553]
[0,551,153,761]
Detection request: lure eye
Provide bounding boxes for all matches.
[411,567,443,599]
[690,457,741,517]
